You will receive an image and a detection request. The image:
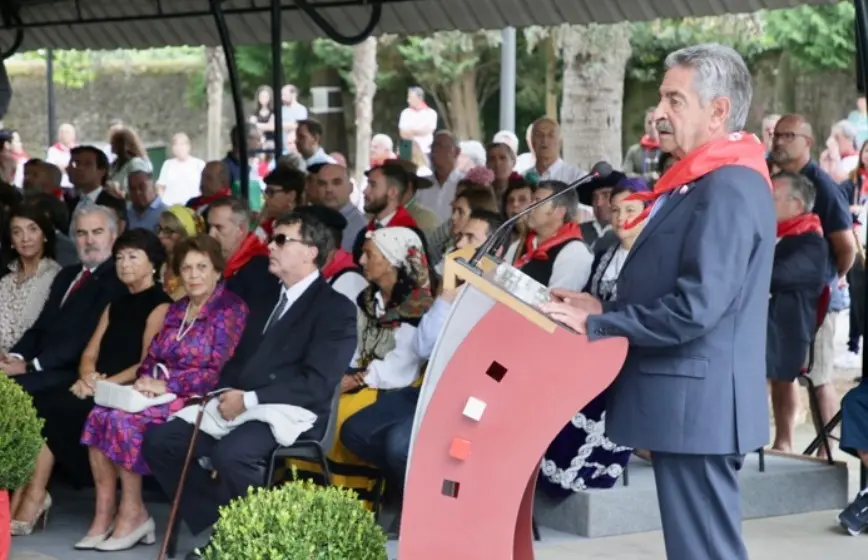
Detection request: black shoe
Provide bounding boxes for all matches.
[839,492,868,536]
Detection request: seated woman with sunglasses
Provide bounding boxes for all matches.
[75,234,248,552]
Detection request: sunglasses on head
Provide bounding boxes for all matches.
[269,233,310,247]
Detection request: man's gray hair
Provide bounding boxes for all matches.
[773,171,816,214]
[538,180,577,223]
[665,43,753,132]
[833,119,859,150]
[70,200,119,235]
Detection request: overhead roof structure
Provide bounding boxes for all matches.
[0,0,840,52]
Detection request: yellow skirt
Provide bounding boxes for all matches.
[286,388,383,508]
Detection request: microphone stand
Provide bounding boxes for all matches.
[468,164,611,267]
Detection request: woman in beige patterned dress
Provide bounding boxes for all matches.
[0,201,62,354]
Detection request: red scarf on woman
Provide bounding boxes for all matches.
[224,233,270,279]
[366,205,418,231]
[514,222,583,269]
[322,249,357,280]
[777,213,823,238]
[625,133,771,229]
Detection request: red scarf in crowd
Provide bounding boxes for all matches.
[366,205,418,231]
[513,222,583,270]
[254,218,275,242]
[322,249,357,280]
[625,133,771,229]
[51,142,70,153]
[224,233,270,279]
[189,188,232,212]
[640,135,660,150]
[777,213,824,239]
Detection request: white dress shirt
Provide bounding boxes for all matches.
[413,168,464,223]
[243,270,320,410]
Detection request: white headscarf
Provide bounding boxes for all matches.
[365,227,424,271]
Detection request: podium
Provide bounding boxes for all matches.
[398,249,628,560]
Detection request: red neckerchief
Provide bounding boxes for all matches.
[777,213,823,238]
[51,142,70,153]
[190,188,232,211]
[625,133,771,229]
[322,249,357,280]
[514,222,583,269]
[842,149,858,159]
[254,218,275,242]
[639,135,660,150]
[224,233,270,279]
[52,188,64,200]
[411,102,430,111]
[366,205,418,231]
[371,153,397,167]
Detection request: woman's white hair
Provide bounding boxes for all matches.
[665,43,753,132]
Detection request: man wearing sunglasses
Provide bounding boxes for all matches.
[143,211,357,559]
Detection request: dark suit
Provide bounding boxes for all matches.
[142,274,357,535]
[586,166,775,560]
[12,259,126,394]
[580,221,618,255]
[224,255,278,309]
[65,189,128,225]
[767,233,828,381]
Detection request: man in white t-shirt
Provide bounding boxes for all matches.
[157,132,206,206]
[398,87,438,154]
[45,123,77,188]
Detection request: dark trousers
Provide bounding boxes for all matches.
[340,386,419,491]
[652,452,747,560]
[142,419,278,535]
[14,368,76,395]
[849,256,865,352]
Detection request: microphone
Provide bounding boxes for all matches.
[468,161,614,267]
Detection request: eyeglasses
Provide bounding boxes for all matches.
[269,233,310,247]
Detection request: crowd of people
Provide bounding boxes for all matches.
[1,44,868,559]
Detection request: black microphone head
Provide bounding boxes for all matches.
[591,161,613,179]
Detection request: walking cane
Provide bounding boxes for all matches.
[157,392,221,560]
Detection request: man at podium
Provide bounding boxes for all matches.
[543,44,774,560]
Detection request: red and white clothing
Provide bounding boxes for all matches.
[398,104,438,154]
[46,143,74,187]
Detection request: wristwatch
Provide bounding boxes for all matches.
[25,360,37,374]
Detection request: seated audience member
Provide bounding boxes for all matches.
[157,205,205,299]
[316,163,367,252]
[435,185,498,274]
[502,178,535,264]
[392,159,440,235]
[487,142,519,201]
[577,173,629,254]
[295,204,367,305]
[340,212,501,534]
[206,196,277,306]
[29,192,78,267]
[22,159,63,199]
[126,169,167,233]
[308,227,434,505]
[426,167,495,262]
[254,166,305,241]
[766,172,828,453]
[66,146,125,216]
[0,203,126,394]
[143,212,356,559]
[0,203,62,354]
[538,180,650,497]
[304,162,327,205]
[77,233,247,552]
[10,230,171,536]
[516,180,593,291]
[186,161,232,216]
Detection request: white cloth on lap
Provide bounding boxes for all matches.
[171,399,317,447]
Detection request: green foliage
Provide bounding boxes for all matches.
[0,375,44,490]
[764,3,856,71]
[396,31,500,89]
[204,480,387,560]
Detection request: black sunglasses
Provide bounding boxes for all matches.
[269,233,310,247]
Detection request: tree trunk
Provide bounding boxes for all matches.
[559,24,632,170]
[351,37,378,186]
[545,36,558,119]
[444,70,482,141]
[205,46,226,160]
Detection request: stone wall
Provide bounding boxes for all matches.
[2,59,233,159]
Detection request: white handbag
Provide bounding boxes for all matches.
[94,364,177,413]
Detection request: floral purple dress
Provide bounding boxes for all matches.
[81,283,248,475]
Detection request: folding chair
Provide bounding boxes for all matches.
[265,383,343,486]
[799,286,835,464]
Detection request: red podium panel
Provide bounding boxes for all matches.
[399,268,628,560]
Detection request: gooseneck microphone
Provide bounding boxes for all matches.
[468,161,614,267]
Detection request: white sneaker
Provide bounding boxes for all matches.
[835,353,862,370]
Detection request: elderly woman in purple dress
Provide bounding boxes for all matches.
[538,177,650,497]
[77,234,248,552]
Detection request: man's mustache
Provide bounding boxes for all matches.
[656,121,673,134]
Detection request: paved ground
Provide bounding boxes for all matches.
[9,312,868,559]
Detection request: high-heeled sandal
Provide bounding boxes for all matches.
[10,493,52,536]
